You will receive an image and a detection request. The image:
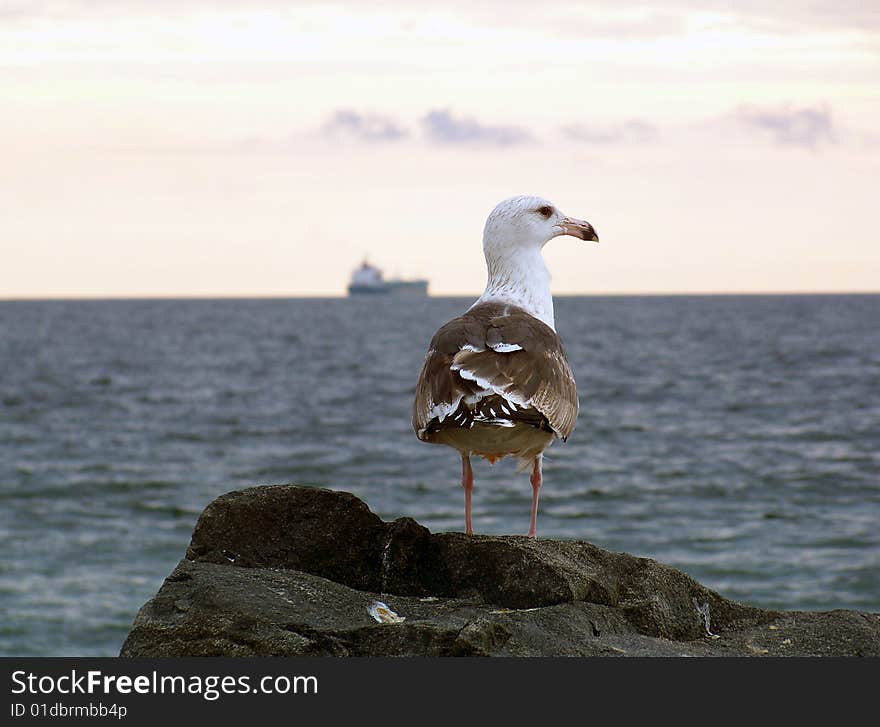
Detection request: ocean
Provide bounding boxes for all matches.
[1,295,878,656]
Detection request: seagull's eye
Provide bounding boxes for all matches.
[537,205,553,219]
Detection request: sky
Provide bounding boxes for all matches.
[1,0,878,297]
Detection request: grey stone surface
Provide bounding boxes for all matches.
[121,485,880,657]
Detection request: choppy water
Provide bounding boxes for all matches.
[1,295,878,656]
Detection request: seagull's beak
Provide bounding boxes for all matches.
[556,216,599,242]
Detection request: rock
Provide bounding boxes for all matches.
[121,485,880,657]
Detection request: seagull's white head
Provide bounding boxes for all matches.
[476,195,599,329]
[482,194,598,258]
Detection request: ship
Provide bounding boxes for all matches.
[347,259,428,296]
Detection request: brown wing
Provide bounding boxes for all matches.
[412,302,578,440]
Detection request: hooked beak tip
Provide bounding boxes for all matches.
[557,217,599,242]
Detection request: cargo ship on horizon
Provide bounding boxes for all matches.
[347,259,428,296]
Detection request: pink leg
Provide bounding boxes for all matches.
[528,456,542,538]
[461,454,474,535]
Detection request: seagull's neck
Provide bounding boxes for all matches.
[473,245,555,329]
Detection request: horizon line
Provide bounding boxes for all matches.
[1,290,879,302]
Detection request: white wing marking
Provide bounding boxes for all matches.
[450,364,531,409]
[488,342,523,353]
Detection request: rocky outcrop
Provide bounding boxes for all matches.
[121,485,880,657]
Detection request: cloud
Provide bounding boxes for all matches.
[311,106,844,154]
[4,0,880,42]
[420,109,533,147]
[8,1,880,33]
[320,109,408,143]
[316,108,535,147]
[735,105,836,149]
[562,119,659,144]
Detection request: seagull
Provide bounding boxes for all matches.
[412,195,599,537]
